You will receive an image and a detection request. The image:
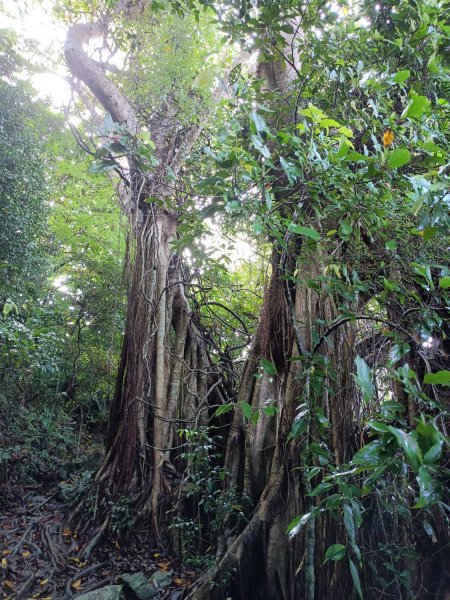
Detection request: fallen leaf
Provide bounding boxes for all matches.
[71,580,82,590]
[22,550,31,558]
[2,550,11,556]
[157,560,170,570]
[3,580,14,589]
[1,558,7,567]
[63,527,72,537]
[40,578,49,586]
[153,552,160,558]
[173,577,187,587]
[113,540,120,549]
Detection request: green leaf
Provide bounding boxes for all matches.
[416,420,441,454]
[388,148,411,168]
[309,482,334,496]
[214,403,234,417]
[422,226,437,241]
[287,512,312,538]
[307,467,321,480]
[197,175,223,190]
[260,358,278,376]
[2,299,18,317]
[392,69,410,83]
[89,160,116,174]
[354,356,374,402]
[262,405,277,417]
[423,441,443,465]
[401,95,431,119]
[438,276,450,289]
[288,415,307,440]
[349,558,364,600]
[352,440,381,466]
[319,118,341,129]
[415,465,443,507]
[343,503,355,541]
[385,240,397,251]
[367,421,390,433]
[287,223,321,241]
[424,370,450,386]
[250,135,271,158]
[339,219,353,236]
[325,544,346,562]
[388,427,422,473]
[251,111,270,135]
[280,156,299,185]
[240,401,252,421]
[346,151,370,162]
[338,126,353,137]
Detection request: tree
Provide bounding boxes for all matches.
[62,1,238,536]
[188,1,449,598]
[0,78,48,304]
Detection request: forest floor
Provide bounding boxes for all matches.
[0,476,195,600]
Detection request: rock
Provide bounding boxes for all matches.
[78,585,124,600]
[119,571,172,600]
[148,571,172,589]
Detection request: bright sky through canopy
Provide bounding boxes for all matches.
[2,0,71,106]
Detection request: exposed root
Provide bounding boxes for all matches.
[80,516,110,560]
[63,562,107,599]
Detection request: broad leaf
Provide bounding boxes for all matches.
[424,370,450,386]
[260,358,278,376]
[325,544,346,561]
[392,69,410,83]
[388,427,422,473]
[287,512,312,538]
[354,356,374,402]
[288,223,321,240]
[388,148,411,168]
[401,95,431,119]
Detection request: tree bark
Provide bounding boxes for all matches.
[64,10,230,536]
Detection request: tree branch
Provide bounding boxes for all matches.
[65,21,138,132]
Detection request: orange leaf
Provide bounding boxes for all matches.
[173,577,187,587]
[382,130,395,147]
[157,560,170,570]
[63,527,72,537]
[71,580,82,590]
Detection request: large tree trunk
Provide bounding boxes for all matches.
[90,203,222,535]
[64,12,231,537]
[190,246,357,600]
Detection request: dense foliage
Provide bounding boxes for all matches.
[0,1,448,599]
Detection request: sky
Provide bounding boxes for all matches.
[2,0,72,107]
